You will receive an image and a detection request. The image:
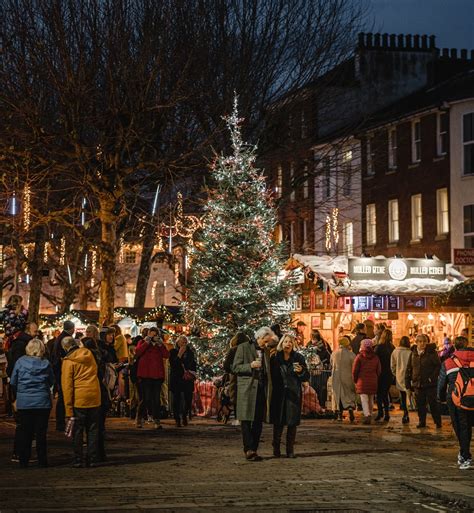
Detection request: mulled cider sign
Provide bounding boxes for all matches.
[348,258,446,281]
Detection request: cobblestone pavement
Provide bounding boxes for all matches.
[0,411,473,513]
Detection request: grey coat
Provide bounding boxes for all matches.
[232,341,272,422]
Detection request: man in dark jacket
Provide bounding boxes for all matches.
[350,323,366,356]
[6,322,37,377]
[406,334,442,429]
[51,320,75,431]
[438,336,474,470]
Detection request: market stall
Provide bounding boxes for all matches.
[286,254,468,348]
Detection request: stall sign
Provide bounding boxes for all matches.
[302,293,311,311]
[453,249,474,266]
[348,258,446,281]
[387,296,399,310]
[352,296,371,312]
[403,297,427,310]
[372,296,385,310]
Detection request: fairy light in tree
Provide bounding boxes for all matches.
[59,237,66,265]
[84,252,88,271]
[332,208,339,246]
[151,280,158,300]
[91,250,97,287]
[325,214,331,251]
[81,197,87,226]
[23,185,31,230]
[44,242,49,263]
[119,237,125,263]
[325,208,339,252]
[10,192,18,216]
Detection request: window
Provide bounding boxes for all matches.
[342,150,352,196]
[388,199,399,242]
[411,194,423,241]
[366,204,376,246]
[301,110,307,139]
[343,222,354,256]
[388,128,397,168]
[436,188,449,235]
[290,222,295,253]
[276,165,283,198]
[437,112,448,155]
[125,250,137,264]
[323,157,331,199]
[464,205,474,248]
[366,137,374,176]
[412,119,421,162]
[463,113,474,175]
[125,284,136,307]
[303,165,309,199]
[290,162,295,201]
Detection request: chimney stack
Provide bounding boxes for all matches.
[397,34,404,48]
[413,35,420,49]
[382,33,388,48]
[405,35,412,49]
[460,49,468,60]
[450,48,457,58]
[429,35,436,49]
[421,35,428,49]
[389,34,396,47]
[442,48,449,57]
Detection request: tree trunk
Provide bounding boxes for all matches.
[27,228,46,324]
[134,223,155,308]
[98,196,117,326]
[59,284,76,314]
[78,275,89,310]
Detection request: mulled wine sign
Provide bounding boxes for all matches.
[348,258,446,281]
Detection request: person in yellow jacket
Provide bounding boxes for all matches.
[61,336,101,468]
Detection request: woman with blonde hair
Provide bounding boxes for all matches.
[331,337,356,422]
[270,333,309,458]
[10,339,54,467]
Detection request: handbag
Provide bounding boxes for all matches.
[182,363,197,382]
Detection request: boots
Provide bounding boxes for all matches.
[272,425,283,458]
[286,426,297,458]
[348,407,355,423]
[374,410,384,422]
[383,408,390,422]
[402,412,410,424]
[363,415,372,425]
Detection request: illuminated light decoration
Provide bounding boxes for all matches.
[428,313,434,321]
[174,262,180,286]
[25,274,30,284]
[332,208,339,246]
[151,184,161,216]
[43,242,49,263]
[325,214,331,251]
[325,208,339,252]
[439,314,446,322]
[408,313,414,321]
[10,192,18,216]
[0,245,3,266]
[23,185,31,230]
[159,192,202,247]
[119,237,125,263]
[91,250,97,287]
[81,197,87,226]
[59,237,66,266]
[84,252,88,271]
[151,280,158,300]
[374,311,380,319]
[155,236,165,253]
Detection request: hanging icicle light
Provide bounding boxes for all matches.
[67,264,73,285]
[151,184,161,216]
[91,250,97,287]
[23,185,31,230]
[84,252,88,271]
[9,192,18,216]
[59,237,66,265]
[81,197,87,226]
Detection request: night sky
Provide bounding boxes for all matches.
[369,0,474,50]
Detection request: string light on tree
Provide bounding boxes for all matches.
[325,208,339,253]
[91,250,97,287]
[59,237,66,265]
[23,185,31,231]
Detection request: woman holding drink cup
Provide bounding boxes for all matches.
[270,333,309,458]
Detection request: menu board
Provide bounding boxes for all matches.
[302,293,311,311]
[372,296,385,310]
[403,297,426,310]
[387,296,399,310]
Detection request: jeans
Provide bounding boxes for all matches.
[56,387,66,430]
[241,420,263,453]
[415,387,441,426]
[360,394,374,417]
[447,396,474,461]
[16,408,50,466]
[399,391,408,413]
[377,381,391,414]
[138,378,163,421]
[172,383,194,421]
[73,407,100,464]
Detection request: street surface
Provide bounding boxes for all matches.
[0,411,473,513]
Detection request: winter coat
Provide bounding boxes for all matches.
[169,347,197,393]
[437,347,474,401]
[51,330,71,382]
[352,349,381,395]
[350,332,366,355]
[390,346,411,392]
[270,351,309,426]
[135,339,169,380]
[374,342,395,388]
[406,343,441,390]
[114,334,129,361]
[61,347,101,416]
[6,332,33,377]
[10,356,55,409]
[232,340,272,422]
[331,347,356,409]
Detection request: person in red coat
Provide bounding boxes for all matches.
[135,327,169,429]
[352,339,381,424]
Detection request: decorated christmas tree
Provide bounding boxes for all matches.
[185,98,290,378]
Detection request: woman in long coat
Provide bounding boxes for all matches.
[374,329,395,422]
[270,333,309,458]
[330,337,356,421]
[390,336,412,424]
[169,335,197,427]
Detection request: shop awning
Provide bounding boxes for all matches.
[287,254,464,297]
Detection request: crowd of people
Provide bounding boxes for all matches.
[0,294,473,471]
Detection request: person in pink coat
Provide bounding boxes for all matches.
[352,339,381,424]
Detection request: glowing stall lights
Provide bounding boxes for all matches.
[428,313,434,321]
[407,313,414,321]
[439,314,446,322]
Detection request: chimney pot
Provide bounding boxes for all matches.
[397,34,404,48]
[421,35,428,49]
[429,35,436,48]
[389,34,396,47]
[460,49,468,59]
[406,34,412,48]
[413,35,420,48]
[442,48,449,57]
[450,48,457,58]
[382,33,388,47]
[471,49,474,60]
[366,33,373,48]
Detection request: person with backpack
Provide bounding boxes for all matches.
[438,336,474,470]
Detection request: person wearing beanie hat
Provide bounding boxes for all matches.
[330,337,356,422]
[350,323,366,355]
[352,339,381,424]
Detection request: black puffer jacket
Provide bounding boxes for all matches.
[406,343,441,390]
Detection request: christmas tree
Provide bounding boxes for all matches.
[185,98,290,378]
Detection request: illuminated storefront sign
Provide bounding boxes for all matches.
[348,258,446,281]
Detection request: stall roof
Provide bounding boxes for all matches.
[287,254,463,297]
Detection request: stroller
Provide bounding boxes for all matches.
[214,373,234,424]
